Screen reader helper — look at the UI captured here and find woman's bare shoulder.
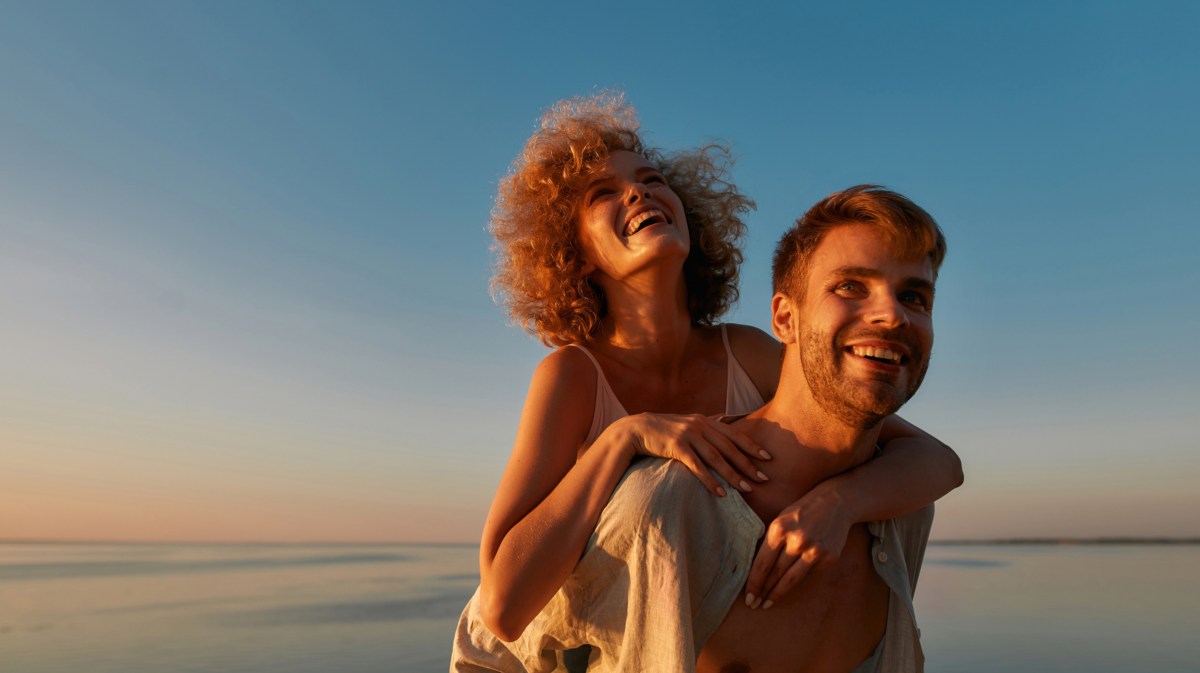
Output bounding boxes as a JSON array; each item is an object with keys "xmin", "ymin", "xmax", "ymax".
[
  {"xmin": 528, "ymin": 345, "xmax": 600, "ymax": 402},
  {"xmin": 723, "ymin": 323, "xmax": 782, "ymax": 400}
]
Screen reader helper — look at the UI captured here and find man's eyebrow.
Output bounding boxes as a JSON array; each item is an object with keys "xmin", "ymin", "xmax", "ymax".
[
  {"xmin": 832, "ymin": 266, "xmax": 883, "ymax": 279},
  {"xmin": 831, "ymin": 266, "xmax": 935, "ymax": 293},
  {"xmin": 905, "ymin": 277, "xmax": 936, "ymax": 295}
]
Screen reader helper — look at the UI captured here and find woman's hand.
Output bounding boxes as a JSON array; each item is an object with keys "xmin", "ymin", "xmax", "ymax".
[
  {"xmin": 618, "ymin": 412, "xmax": 771, "ymax": 496},
  {"xmin": 743, "ymin": 483, "xmax": 854, "ymax": 609}
]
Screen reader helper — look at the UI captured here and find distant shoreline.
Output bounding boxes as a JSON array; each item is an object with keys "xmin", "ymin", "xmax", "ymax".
[
  {"xmin": 930, "ymin": 537, "xmax": 1200, "ymax": 546},
  {"xmin": 3, "ymin": 537, "xmax": 1199, "ymax": 546}
]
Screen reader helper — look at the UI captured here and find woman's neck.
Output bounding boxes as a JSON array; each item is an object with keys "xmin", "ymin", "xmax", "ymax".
[{"xmin": 591, "ymin": 270, "xmax": 694, "ymax": 374}]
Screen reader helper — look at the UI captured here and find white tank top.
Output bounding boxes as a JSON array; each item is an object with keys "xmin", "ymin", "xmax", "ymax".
[{"xmin": 569, "ymin": 324, "xmax": 766, "ymax": 447}]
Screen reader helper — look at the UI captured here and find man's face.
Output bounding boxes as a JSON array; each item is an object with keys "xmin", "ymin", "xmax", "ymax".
[{"xmin": 777, "ymin": 223, "xmax": 936, "ymax": 429}]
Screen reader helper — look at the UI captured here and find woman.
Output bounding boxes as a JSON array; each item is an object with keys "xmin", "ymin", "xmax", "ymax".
[{"xmin": 471, "ymin": 92, "xmax": 961, "ymax": 645}]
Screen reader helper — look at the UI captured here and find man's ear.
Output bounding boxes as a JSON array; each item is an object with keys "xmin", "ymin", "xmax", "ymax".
[{"xmin": 771, "ymin": 292, "xmax": 799, "ymax": 344}]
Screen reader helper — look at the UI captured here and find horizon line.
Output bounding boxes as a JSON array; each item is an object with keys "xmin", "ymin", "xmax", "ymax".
[{"xmin": 3, "ymin": 536, "xmax": 1199, "ymax": 547}]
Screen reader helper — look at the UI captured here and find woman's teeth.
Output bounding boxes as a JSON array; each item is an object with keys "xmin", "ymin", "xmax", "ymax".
[{"xmin": 624, "ymin": 210, "xmax": 666, "ymax": 236}]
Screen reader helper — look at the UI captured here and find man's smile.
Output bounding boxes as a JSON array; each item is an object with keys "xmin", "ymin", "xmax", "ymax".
[
  {"xmin": 848, "ymin": 345, "xmax": 904, "ymax": 365},
  {"xmin": 841, "ymin": 337, "xmax": 914, "ymax": 372}
]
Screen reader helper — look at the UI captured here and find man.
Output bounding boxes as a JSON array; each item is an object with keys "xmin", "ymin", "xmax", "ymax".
[{"xmin": 454, "ymin": 185, "xmax": 950, "ymax": 673}]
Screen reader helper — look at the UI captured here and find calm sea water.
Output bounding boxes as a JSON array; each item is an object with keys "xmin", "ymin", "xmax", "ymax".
[{"xmin": 1, "ymin": 542, "xmax": 1196, "ymax": 672}]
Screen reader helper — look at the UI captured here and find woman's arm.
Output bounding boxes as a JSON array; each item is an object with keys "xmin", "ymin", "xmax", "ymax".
[
  {"xmin": 478, "ymin": 348, "xmax": 629, "ymax": 641},
  {"xmin": 743, "ymin": 419, "xmax": 963, "ymax": 609},
  {"xmin": 852, "ymin": 415, "xmax": 965, "ymax": 520},
  {"xmin": 479, "ymin": 348, "xmax": 768, "ymax": 641}
]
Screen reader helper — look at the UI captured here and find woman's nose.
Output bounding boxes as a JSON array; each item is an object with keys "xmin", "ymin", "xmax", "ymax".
[{"xmin": 624, "ymin": 184, "xmax": 651, "ymax": 206}]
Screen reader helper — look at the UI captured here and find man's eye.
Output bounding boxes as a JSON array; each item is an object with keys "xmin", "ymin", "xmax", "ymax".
[
  {"xmin": 900, "ymin": 291, "xmax": 928, "ymax": 307},
  {"xmin": 835, "ymin": 281, "xmax": 864, "ymax": 295}
]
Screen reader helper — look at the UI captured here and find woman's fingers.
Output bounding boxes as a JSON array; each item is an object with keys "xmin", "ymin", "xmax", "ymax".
[
  {"xmin": 760, "ymin": 551, "xmax": 818, "ymax": 608},
  {"xmin": 704, "ymin": 417, "xmax": 772, "ymax": 461},
  {"xmin": 671, "ymin": 442, "xmax": 727, "ymax": 497},
  {"xmin": 628, "ymin": 412, "xmax": 766, "ymax": 495},
  {"xmin": 744, "ymin": 515, "xmax": 825, "ymax": 609},
  {"xmin": 696, "ymin": 422, "xmax": 769, "ymax": 486},
  {"xmin": 743, "ymin": 531, "xmax": 781, "ymax": 609},
  {"xmin": 687, "ymin": 429, "xmax": 757, "ymax": 493}
]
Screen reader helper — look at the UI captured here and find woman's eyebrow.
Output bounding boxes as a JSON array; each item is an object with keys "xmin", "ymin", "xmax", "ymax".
[{"xmin": 584, "ymin": 174, "xmax": 616, "ymax": 189}]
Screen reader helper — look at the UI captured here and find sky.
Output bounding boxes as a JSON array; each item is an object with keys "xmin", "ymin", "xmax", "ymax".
[{"xmin": 1, "ymin": 1, "xmax": 1198, "ymax": 543}]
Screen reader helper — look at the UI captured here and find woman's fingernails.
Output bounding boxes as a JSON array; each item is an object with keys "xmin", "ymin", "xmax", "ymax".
[
  {"xmin": 757, "ymin": 471, "xmax": 768, "ymax": 481},
  {"xmin": 759, "ymin": 450, "xmax": 772, "ymax": 460},
  {"xmin": 745, "ymin": 593, "xmax": 756, "ymax": 607},
  {"xmin": 739, "ymin": 480, "xmax": 752, "ymax": 492},
  {"xmin": 762, "ymin": 599, "xmax": 774, "ymax": 610},
  {"xmin": 716, "ymin": 486, "xmax": 726, "ymax": 497}
]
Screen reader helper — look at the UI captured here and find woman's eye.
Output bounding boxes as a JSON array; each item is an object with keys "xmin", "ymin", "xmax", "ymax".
[
  {"xmin": 644, "ymin": 174, "xmax": 665, "ymax": 184},
  {"xmin": 587, "ymin": 188, "xmax": 615, "ymax": 204}
]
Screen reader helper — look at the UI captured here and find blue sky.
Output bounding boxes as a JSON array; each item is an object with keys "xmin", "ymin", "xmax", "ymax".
[{"xmin": 1, "ymin": 1, "xmax": 1197, "ymax": 542}]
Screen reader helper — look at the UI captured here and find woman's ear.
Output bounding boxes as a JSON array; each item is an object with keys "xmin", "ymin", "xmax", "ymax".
[{"xmin": 771, "ymin": 293, "xmax": 799, "ymax": 344}]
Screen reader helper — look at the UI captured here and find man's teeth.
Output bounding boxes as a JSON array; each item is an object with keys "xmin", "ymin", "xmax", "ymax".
[
  {"xmin": 850, "ymin": 346, "xmax": 902, "ymax": 364},
  {"xmin": 624, "ymin": 210, "xmax": 665, "ymax": 236}
]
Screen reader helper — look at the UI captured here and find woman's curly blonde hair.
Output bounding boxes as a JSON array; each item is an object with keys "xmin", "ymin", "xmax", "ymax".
[{"xmin": 490, "ymin": 91, "xmax": 755, "ymax": 346}]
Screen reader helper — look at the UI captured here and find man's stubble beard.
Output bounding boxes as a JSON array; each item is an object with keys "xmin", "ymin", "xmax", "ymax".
[{"xmin": 799, "ymin": 326, "xmax": 929, "ymax": 431}]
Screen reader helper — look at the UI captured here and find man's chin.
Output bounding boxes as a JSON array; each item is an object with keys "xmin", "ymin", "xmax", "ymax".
[
  {"xmin": 854, "ymin": 367, "xmax": 925, "ymax": 413},
  {"xmin": 846, "ymin": 388, "xmax": 911, "ymax": 427}
]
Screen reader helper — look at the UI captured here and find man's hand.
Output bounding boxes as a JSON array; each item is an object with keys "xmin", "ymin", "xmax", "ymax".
[{"xmin": 743, "ymin": 484, "xmax": 854, "ymax": 609}]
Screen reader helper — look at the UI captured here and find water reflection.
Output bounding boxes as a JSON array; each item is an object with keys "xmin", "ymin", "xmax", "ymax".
[
  {"xmin": 222, "ymin": 592, "xmax": 475, "ymax": 626},
  {"xmin": 3, "ymin": 542, "xmax": 1196, "ymax": 673},
  {"xmin": 0, "ymin": 552, "xmax": 415, "ymax": 580},
  {"xmin": 925, "ymin": 557, "xmax": 1009, "ymax": 568}
]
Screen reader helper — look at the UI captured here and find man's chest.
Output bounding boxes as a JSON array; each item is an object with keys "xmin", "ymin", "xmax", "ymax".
[{"xmin": 697, "ymin": 525, "xmax": 889, "ymax": 673}]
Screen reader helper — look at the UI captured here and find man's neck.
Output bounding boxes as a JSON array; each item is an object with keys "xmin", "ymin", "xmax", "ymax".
[{"xmin": 742, "ymin": 382, "xmax": 882, "ymax": 489}]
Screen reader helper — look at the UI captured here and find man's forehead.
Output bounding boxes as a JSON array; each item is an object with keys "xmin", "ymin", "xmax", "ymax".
[{"xmin": 806, "ymin": 223, "xmax": 934, "ymax": 282}]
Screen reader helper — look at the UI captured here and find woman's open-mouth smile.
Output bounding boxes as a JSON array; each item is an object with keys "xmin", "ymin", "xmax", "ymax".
[{"xmin": 623, "ymin": 208, "xmax": 672, "ymax": 237}]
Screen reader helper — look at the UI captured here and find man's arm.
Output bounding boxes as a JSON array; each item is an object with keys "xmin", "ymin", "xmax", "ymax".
[{"xmin": 743, "ymin": 419, "xmax": 961, "ymax": 609}]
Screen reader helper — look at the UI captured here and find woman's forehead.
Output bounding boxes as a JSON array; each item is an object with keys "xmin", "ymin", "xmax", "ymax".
[{"xmin": 589, "ymin": 150, "xmax": 656, "ymax": 180}]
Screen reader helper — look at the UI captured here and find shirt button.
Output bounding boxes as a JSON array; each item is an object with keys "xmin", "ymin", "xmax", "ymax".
[{"xmin": 877, "ymin": 551, "xmax": 888, "ymax": 563}]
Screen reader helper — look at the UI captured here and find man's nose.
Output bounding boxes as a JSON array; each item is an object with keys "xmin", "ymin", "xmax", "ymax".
[{"xmin": 868, "ymin": 294, "xmax": 910, "ymax": 328}]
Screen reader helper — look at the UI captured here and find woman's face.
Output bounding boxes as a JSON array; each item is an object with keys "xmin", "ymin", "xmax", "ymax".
[{"xmin": 574, "ymin": 150, "xmax": 689, "ymax": 283}]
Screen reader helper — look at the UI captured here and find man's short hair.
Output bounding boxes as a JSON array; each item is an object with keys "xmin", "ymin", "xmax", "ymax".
[{"xmin": 772, "ymin": 184, "xmax": 947, "ymax": 299}]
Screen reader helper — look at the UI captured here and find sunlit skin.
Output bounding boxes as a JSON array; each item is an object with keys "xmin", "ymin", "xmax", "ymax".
[
  {"xmin": 699, "ymin": 223, "xmax": 937, "ymax": 673},
  {"xmin": 477, "ymin": 151, "xmax": 961, "ymax": 643},
  {"xmin": 575, "ymin": 151, "xmax": 690, "ymax": 284},
  {"xmin": 479, "ymin": 151, "xmax": 783, "ymax": 639},
  {"xmin": 795, "ymin": 235, "xmax": 934, "ymax": 431}
]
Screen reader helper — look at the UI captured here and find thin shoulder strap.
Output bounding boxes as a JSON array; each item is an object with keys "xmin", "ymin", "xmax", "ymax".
[
  {"xmin": 719, "ymin": 324, "xmax": 767, "ymax": 415},
  {"xmin": 568, "ymin": 342, "xmax": 604, "ymax": 372},
  {"xmin": 567, "ymin": 343, "xmax": 628, "ymax": 447}
]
